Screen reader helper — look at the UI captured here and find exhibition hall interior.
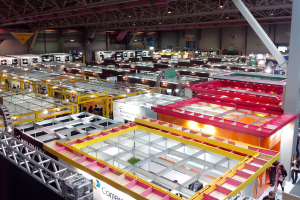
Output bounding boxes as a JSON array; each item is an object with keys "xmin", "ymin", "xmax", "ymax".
[{"xmin": 0, "ymin": 0, "xmax": 299, "ymax": 200}]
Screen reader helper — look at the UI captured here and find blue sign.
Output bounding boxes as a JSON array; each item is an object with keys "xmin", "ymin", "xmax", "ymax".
[
  {"xmin": 68, "ymin": 49, "xmax": 81, "ymax": 54},
  {"xmin": 147, "ymin": 37, "xmax": 156, "ymax": 45},
  {"xmin": 165, "ymin": 45, "xmax": 172, "ymax": 49},
  {"xmin": 133, "ymin": 47, "xmax": 142, "ymax": 50}
]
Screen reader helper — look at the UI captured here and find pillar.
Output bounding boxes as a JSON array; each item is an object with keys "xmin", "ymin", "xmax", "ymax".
[{"xmin": 281, "ymin": 1, "xmax": 300, "ymax": 180}]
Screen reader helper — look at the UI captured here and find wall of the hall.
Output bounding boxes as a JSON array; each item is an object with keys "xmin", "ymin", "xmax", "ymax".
[
  {"xmin": 158, "ymin": 23, "xmax": 290, "ymax": 55},
  {"xmin": 0, "ymin": 23, "xmax": 291, "ymax": 62},
  {"xmin": 0, "ymin": 32, "xmax": 30, "ymax": 55}
]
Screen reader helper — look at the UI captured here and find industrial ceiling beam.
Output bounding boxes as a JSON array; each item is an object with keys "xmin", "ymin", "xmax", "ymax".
[
  {"xmin": 39, "ymin": 17, "xmax": 290, "ymax": 31},
  {"xmin": 0, "ymin": 0, "xmax": 177, "ymax": 27},
  {"xmin": 0, "ymin": 0, "xmax": 292, "ymax": 31}
]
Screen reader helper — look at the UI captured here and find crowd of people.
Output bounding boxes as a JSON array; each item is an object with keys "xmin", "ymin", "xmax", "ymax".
[
  {"xmin": 263, "ymin": 153, "xmax": 300, "ymax": 199},
  {"xmin": 82, "ymin": 104, "xmax": 113, "ymax": 119}
]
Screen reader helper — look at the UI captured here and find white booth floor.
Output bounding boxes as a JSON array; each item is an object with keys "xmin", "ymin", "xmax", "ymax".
[{"xmin": 79, "ymin": 129, "xmax": 240, "ymax": 198}]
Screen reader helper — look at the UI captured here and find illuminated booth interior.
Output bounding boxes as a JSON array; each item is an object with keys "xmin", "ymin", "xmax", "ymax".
[
  {"xmin": 30, "ymin": 61, "xmax": 85, "ymax": 71},
  {"xmin": 153, "ymin": 79, "xmax": 296, "ymax": 155},
  {"xmin": 121, "ymin": 73, "xmax": 205, "ymax": 92},
  {"xmin": 65, "ymin": 65, "xmax": 136, "ymax": 80}
]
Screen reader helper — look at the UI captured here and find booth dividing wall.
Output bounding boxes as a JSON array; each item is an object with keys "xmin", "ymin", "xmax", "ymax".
[
  {"xmin": 157, "ymin": 113, "xmax": 282, "ymax": 151},
  {"xmin": 113, "ymin": 100, "xmax": 157, "ymax": 122}
]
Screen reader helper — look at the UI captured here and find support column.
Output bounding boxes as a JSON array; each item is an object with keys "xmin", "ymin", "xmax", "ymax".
[
  {"xmin": 244, "ymin": 26, "xmax": 248, "ymax": 56},
  {"xmin": 232, "ymin": 0, "xmax": 287, "ymax": 73},
  {"xmin": 43, "ymin": 30, "xmax": 47, "ymax": 53},
  {"xmin": 281, "ymin": 0, "xmax": 300, "ymax": 180},
  {"xmin": 128, "ymin": 32, "xmax": 138, "ymax": 48},
  {"xmin": 106, "ymin": 32, "xmax": 109, "ymax": 51},
  {"xmin": 29, "ymin": 29, "xmax": 39, "ymax": 53},
  {"xmin": 219, "ymin": 27, "xmax": 222, "ymax": 53}
]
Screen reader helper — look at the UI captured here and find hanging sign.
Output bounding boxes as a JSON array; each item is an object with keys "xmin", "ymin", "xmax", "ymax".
[
  {"xmin": 146, "ymin": 37, "xmax": 156, "ymax": 45},
  {"xmin": 184, "ymin": 35, "xmax": 194, "ymax": 41},
  {"xmin": 22, "ymin": 59, "xmax": 28, "ymax": 65},
  {"xmin": 1, "ymin": 60, "xmax": 6, "ymax": 65},
  {"xmin": 250, "ymin": 57, "xmax": 257, "ymax": 66},
  {"xmin": 164, "ymin": 68, "xmax": 177, "ymax": 79},
  {"xmin": 179, "ymin": 46, "xmax": 185, "ymax": 50},
  {"xmin": 227, "ymin": 46, "xmax": 235, "ymax": 51},
  {"xmin": 10, "ymin": 32, "xmax": 34, "ymax": 44}
]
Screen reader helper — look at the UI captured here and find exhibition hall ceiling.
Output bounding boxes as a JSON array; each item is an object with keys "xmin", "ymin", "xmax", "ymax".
[{"xmin": 0, "ymin": 0, "xmax": 292, "ymax": 30}]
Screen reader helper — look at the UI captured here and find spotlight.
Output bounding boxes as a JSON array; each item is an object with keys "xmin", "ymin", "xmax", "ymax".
[
  {"xmin": 167, "ymin": 8, "xmax": 172, "ymax": 14},
  {"xmin": 266, "ymin": 68, "xmax": 272, "ymax": 73},
  {"xmin": 220, "ymin": 1, "xmax": 223, "ymax": 8}
]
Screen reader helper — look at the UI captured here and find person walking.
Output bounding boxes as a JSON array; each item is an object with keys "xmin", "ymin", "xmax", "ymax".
[
  {"xmin": 92, "ymin": 108, "xmax": 99, "ymax": 115},
  {"xmin": 269, "ymin": 160, "xmax": 279, "ymax": 187},
  {"xmin": 94, "ymin": 105, "xmax": 100, "ymax": 115},
  {"xmin": 277, "ymin": 164, "xmax": 287, "ymax": 192},
  {"xmin": 88, "ymin": 105, "xmax": 93, "ymax": 113},
  {"xmin": 188, "ymin": 180, "xmax": 203, "ymax": 192},
  {"xmin": 262, "ymin": 191, "xmax": 275, "ymax": 200},
  {"xmin": 291, "ymin": 154, "xmax": 300, "ymax": 184},
  {"xmin": 173, "ymin": 180, "xmax": 182, "ymax": 197}
]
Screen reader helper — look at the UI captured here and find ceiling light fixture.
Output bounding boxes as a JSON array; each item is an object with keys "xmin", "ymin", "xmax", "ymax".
[
  {"xmin": 220, "ymin": 1, "xmax": 223, "ymax": 8},
  {"xmin": 167, "ymin": 8, "xmax": 172, "ymax": 14}
]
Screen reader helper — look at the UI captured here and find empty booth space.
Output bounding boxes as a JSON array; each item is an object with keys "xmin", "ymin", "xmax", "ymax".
[
  {"xmin": 0, "ymin": 91, "xmax": 76, "ymax": 130},
  {"xmin": 50, "ymin": 79, "xmax": 152, "ymax": 98},
  {"xmin": 14, "ymin": 112, "xmax": 123, "ymax": 145},
  {"xmin": 44, "ymin": 117, "xmax": 279, "ymax": 200},
  {"xmin": 4, "ymin": 71, "xmax": 83, "ymax": 93}
]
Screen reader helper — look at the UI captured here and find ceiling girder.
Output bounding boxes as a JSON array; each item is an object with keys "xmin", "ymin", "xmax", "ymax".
[{"xmin": 0, "ymin": 0, "xmax": 292, "ymax": 31}]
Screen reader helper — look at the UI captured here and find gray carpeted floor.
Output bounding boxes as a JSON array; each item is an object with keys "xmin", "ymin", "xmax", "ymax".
[{"xmin": 289, "ymin": 180, "xmax": 300, "ymax": 198}]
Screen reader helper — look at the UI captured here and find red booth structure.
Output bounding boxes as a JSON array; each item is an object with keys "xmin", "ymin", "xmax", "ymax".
[{"xmin": 152, "ymin": 80, "xmax": 299, "ymax": 152}]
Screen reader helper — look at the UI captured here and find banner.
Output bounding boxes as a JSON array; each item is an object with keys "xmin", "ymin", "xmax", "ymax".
[
  {"xmin": 10, "ymin": 32, "xmax": 34, "ymax": 44},
  {"xmin": 1, "ymin": 60, "xmax": 6, "ymax": 65},
  {"xmin": 113, "ymin": 101, "xmax": 145, "ymax": 121},
  {"xmin": 184, "ymin": 35, "xmax": 194, "ymax": 41},
  {"xmin": 146, "ymin": 37, "xmax": 156, "ymax": 45}
]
